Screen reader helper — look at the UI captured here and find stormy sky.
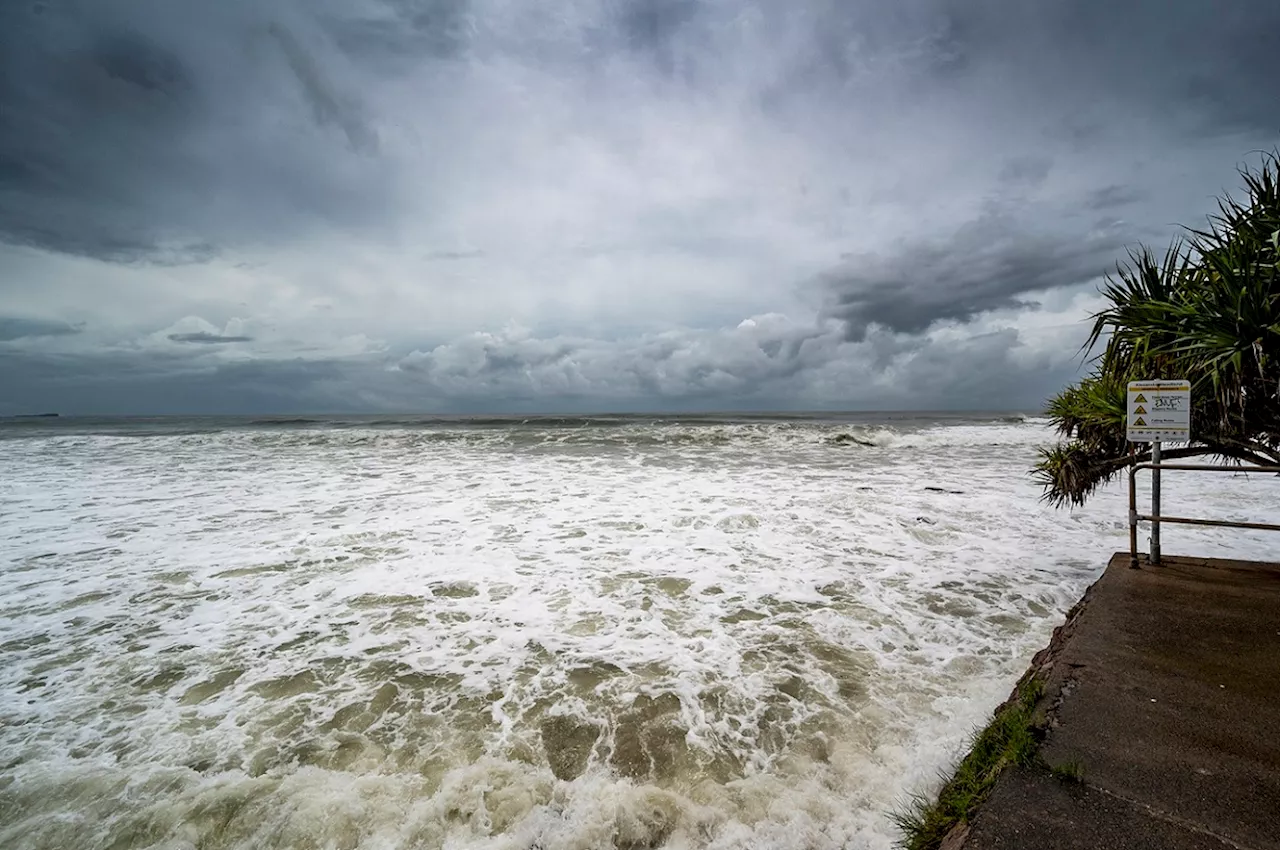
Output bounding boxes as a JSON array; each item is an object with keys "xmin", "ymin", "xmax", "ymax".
[{"xmin": 1, "ymin": 0, "xmax": 1277, "ymax": 414}]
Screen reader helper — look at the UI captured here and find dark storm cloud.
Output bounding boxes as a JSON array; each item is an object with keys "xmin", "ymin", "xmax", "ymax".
[
  {"xmin": 167, "ymin": 332, "xmax": 254, "ymax": 344},
  {"xmin": 921, "ymin": 0, "xmax": 1280, "ymax": 135},
  {"xmin": 1064, "ymin": 0, "xmax": 1279, "ymax": 137},
  {"xmin": 0, "ymin": 347, "xmax": 358, "ymax": 415},
  {"xmin": 93, "ymin": 30, "xmax": 191, "ymax": 94},
  {"xmin": 0, "ymin": 0, "xmax": 393, "ymax": 262},
  {"xmin": 326, "ymin": 0, "xmax": 471, "ymax": 69},
  {"xmin": 823, "ymin": 210, "xmax": 1128, "ymax": 340},
  {"xmin": 0, "ymin": 317, "xmax": 82, "ymax": 342},
  {"xmin": 2, "ymin": 0, "xmax": 1276, "ymax": 267},
  {"xmin": 803, "ymin": 0, "xmax": 1280, "ymax": 342},
  {"xmin": 1, "ymin": 0, "xmax": 1278, "ymax": 414}
]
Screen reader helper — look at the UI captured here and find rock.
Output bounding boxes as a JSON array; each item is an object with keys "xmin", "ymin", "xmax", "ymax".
[
  {"xmin": 830, "ymin": 433, "xmax": 877, "ymax": 447},
  {"xmin": 540, "ymin": 715, "xmax": 602, "ymax": 781},
  {"xmin": 939, "ymin": 822, "xmax": 971, "ymax": 850}
]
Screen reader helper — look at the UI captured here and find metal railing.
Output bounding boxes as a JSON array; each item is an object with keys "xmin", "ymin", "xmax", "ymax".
[{"xmin": 1128, "ymin": 455, "xmax": 1280, "ymax": 568}]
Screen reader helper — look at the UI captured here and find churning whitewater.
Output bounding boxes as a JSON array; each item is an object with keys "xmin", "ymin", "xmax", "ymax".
[{"xmin": 1, "ymin": 415, "xmax": 1275, "ymax": 850}]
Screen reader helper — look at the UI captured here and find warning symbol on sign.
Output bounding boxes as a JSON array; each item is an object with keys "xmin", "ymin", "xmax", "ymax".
[
  {"xmin": 1134, "ymin": 416, "xmax": 1148, "ymax": 426},
  {"xmin": 1134, "ymin": 405, "xmax": 1148, "ymax": 415},
  {"xmin": 1134, "ymin": 393, "xmax": 1148, "ymax": 403}
]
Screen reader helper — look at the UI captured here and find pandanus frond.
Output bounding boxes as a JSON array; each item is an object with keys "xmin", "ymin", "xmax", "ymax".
[{"xmin": 1036, "ymin": 151, "xmax": 1280, "ymax": 506}]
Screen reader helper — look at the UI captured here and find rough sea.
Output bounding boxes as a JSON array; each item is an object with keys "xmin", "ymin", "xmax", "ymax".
[{"xmin": 2, "ymin": 413, "xmax": 1276, "ymax": 850}]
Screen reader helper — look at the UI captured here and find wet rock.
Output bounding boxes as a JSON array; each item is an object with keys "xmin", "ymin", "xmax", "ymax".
[
  {"xmin": 179, "ymin": 667, "xmax": 244, "ymax": 705},
  {"xmin": 567, "ymin": 661, "xmax": 624, "ymax": 691},
  {"xmin": 540, "ymin": 715, "xmax": 601, "ymax": 780},
  {"xmin": 610, "ymin": 693, "xmax": 686, "ymax": 780},
  {"xmin": 429, "ymin": 581, "xmax": 479, "ymax": 599},
  {"xmin": 776, "ymin": 675, "xmax": 806, "ymax": 700},
  {"xmin": 829, "ymin": 433, "xmax": 877, "ymax": 447},
  {"xmin": 250, "ymin": 669, "xmax": 321, "ymax": 699},
  {"xmin": 720, "ymin": 607, "xmax": 768, "ymax": 623},
  {"xmin": 654, "ymin": 576, "xmax": 692, "ymax": 596},
  {"xmin": 640, "ymin": 721, "xmax": 690, "ymax": 781},
  {"xmin": 131, "ymin": 665, "xmax": 186, "ymax": 692},
  {"xmin": 367, "ymin": 682, "xmax": 400, "ymax": 718}
]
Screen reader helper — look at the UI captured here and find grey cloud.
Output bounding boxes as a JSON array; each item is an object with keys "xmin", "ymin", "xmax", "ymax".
[
  {"xmin": 824, "ymin": 210, "xmax": 1130, "ymax": 340},
  {"xmin": 1085, "ymin": 185, "xmax": 1146, "ymax": 211},
  {"xmin": 998, "ymin": 156, "xmax": 1053, "ymax": 188},
  {"xmin": 167, "ymin": 332, "xmax": 254, "ymax": 344},
  {"xmin": 923, "ymin": 0, "xmax": 1280, "ymax": 136},
  {"xmin": 268, "ymin": 22, "xmax": 378, "ymax": 154},
  {"xmin": 94, "ymin": 31, "xmax": 192, "ymax": 95},
  {"xmin": 328, "ymin": 0, "xmax": 471, "ymax": 69},
  {"xmin": 1, "ymin": 0, "xmax": 1278, "ymax": 414},
  {"xmin": 0, "ymin": 317, "xmax": 82, "ymax": 342},
  {"xmin": 422, "ymin": 249, "xmax": 484, "ymax": 261},
  {"xmin": 0, "ymin": 0, "xmax": 394, "ymax": 263},
  {"xmin": 0, "ymin": 346, "xmax": 358, "ymax": 415},
  {"xmin": 0, "ymin": 309, "xmax": 1094, "ymax": 415},
  {"xmin": 612, "ymin": 0, "xmax": 702, "ymax": 78},
  {"xmin": 1072, "ymin": 0, "xmax": 1280, "ymax": 137},
  {"xmin": 3, "ymin": 0, "xmax": 1277, "ymax": 267},
  {"xmin": 397, "ymin": 318, "xmax": 870, "ymax": 404}
]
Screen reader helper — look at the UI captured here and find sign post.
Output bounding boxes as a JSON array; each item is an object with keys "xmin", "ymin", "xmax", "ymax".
[
  {"xmin": 1127, "ymin": 380, "xmax": 1191, "ymax": 566},
  {"xmin": 1151, "ymin": 439, "xmax": 1161, "ymax": 564}
]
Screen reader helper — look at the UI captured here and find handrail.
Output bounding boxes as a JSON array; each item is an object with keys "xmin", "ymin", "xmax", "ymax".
[{"xmin": 1128, "ymin": 460, "xmax": 1280, "ymax": 568}]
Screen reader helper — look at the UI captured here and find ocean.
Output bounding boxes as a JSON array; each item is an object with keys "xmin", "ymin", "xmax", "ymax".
[{"xmin": 1, "ymin": 413, "xmax": 1275, "ymax": 850}]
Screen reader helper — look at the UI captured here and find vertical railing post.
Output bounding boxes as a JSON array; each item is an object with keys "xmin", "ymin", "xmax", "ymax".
[
  {"xmin": 1129, "ymin": 460, "xmax": 1139, "ymax": 568},
  {"xmin": 1151, "ymin": 441, "xmax": 1162, "ymax": 565}
]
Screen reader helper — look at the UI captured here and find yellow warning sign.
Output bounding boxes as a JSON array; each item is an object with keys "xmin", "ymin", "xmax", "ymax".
[{"xmin": 1127, "ymin": 380, "xmax": 1191, "ymax": 442}]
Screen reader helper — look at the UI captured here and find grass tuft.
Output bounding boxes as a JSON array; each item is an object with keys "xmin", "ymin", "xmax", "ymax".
[
  {"xmin": 1050, "ymin": 760, "xmax": 1085, "ymax": 784},
  {"xmin": 891, "ymin": 678, "xmax": 1045, "ymax": 850}
]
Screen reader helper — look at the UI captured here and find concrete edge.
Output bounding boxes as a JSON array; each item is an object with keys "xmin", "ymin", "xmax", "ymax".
[{"xmin": 937, "ymin": 551, "xmax": 1280, "ymax": 850}]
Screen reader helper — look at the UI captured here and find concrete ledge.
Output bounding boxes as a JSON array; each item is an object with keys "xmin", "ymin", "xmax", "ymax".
[{"xmin": 957, "ymin": 553, "xmax": 1280, "ymax": 850}]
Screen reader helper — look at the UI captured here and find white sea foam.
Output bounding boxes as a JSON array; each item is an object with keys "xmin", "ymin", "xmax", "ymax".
[{"xmin": 1, "ymin": 418, "xmax": 1275, "ymax": 849}]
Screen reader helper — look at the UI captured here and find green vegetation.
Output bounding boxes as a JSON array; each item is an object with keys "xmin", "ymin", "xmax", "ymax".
[
  {"xmin": 1050, "ymin": 760, "xmax": 1085, "ymax": 784},
  {"xmin": 892, "ymin": 678, "xmax": 1045, "ymax": 850},
  {"xmin": 1035, "ymin": 152, "xmax": 1280, "ymax": 507}
]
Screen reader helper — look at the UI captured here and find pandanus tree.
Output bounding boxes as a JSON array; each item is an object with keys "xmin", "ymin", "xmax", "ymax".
[{"xmin": 1035, "ymin": 152, "xmax": 1280, "ymax": 507}]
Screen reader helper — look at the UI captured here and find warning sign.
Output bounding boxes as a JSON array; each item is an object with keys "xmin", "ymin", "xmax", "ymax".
[{"xmin": 1127, "ymin": 380, "xmax": 1191, "ymax": 443}]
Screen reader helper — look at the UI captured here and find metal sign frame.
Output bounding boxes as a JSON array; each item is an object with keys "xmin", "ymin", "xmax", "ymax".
[{"xmin": 1127, "ymin": 380, "xmax": 1190, "ymax": 443}]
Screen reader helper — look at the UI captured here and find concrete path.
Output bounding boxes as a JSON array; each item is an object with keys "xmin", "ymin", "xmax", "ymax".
[{"xmin": 960, "ymin": 554, "xmax": 1280, "ymax": 850}]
